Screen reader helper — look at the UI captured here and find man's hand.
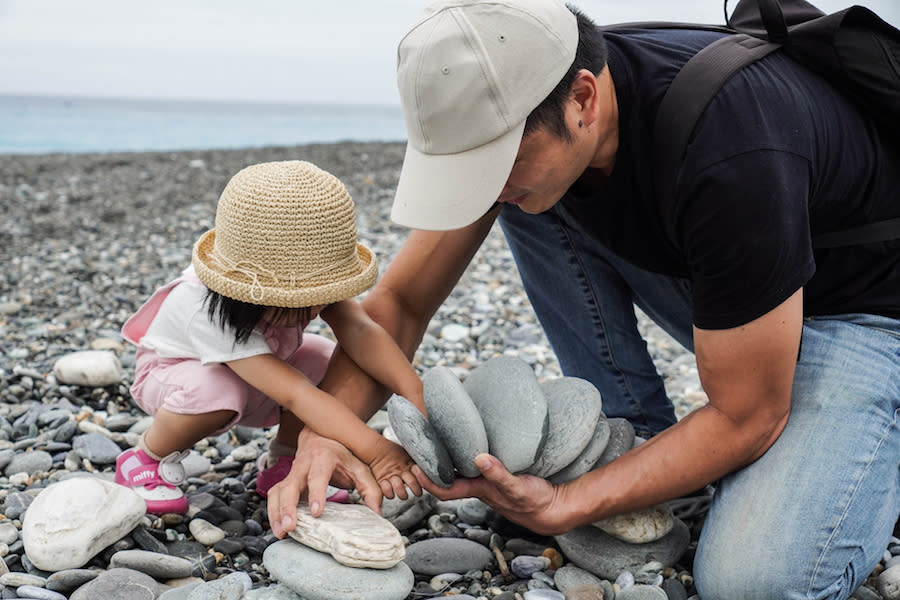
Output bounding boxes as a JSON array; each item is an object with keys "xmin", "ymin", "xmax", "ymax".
[
  {"xmin": 266, "ymin": 428, "xmax": 383, "ymax": 539},
  {"xmin": 367, "ymin": 436, "xmax": 424, "ymax": 500},
  {"xmin": 413, "ymin": 453, "xmax": 572, "ymax": 536}
]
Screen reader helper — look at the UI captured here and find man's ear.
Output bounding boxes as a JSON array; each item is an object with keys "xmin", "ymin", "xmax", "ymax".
[{"xmin": 570, "ymin": 67, "xmax": 604, "ymax": 128}]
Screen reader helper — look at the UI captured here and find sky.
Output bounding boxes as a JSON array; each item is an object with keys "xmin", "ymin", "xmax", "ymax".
[{"xmin": 0, "ymin": 0, "xmax": 897, "ymax": 107}]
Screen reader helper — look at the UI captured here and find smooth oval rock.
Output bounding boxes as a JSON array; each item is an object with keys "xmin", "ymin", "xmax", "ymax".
[
  {"xmin": 23, "ymin": 477, "xmax": 146, "ymax": 571},
  {"xmin": 528, "ymin": 377, "xmax": 603, "ymax": 478},
  {"xmin": 387, "ymin": 395, "xmax": 455, "ymax": 487},
  {"xmin": 5, "ymin": 450, "xmax": 53, "ymax": 477},
  {"xmin": 878, "ymin": 564, "xmax": 900, "ymax": 600},
  {"xmin": 52, "ymin": 350, "xmax": 123, "ymax": 387},
  {"xmin": 72, "ymin": 432, "xmax": 123, "ymax": 465},
  {"xmin": 423, "ymin": 366, "xmax": 489, "ymax": 478},
  {"xmin": 592, "ymin": 505, "xmax": 675, "ymax": 544},
  {"xmin": 549, "ymin": 413, "xmax": 611, "ymax": 485},
  {"xmin": 463, "ymin": 356, "xmax": 548, "ymax": 473},
  {"xmin": 287, "ymin": 501, "xmax": 405, "ymax": 568},
  {"xmin": 554, "ymin": 564, "xmax": 605, "ymax": 594},
  {"xmin": 264, "ymin": 539, "xmax": 413, "ymax": 600},
  {"xmin": 594, "ymin": 418, "xmax": 635, "ymax": 466},
  {"xmin": 69, "ymin": 568, "xmax": 164, "ymax": 600},
  {"xmin": 616, "ymin": 584, "xmax": 668, "ymax": 600},
  {"xmin": 403, "ymin": 538, "xmax": 493, "ymax": 576},
  {"xmin": 109, "ymin": 549, "xmax": 194, "ymax": 579},
  {"xmin": 555, "ymin": 519, "xmax": 690, "ymax": 581},
  {"xmin": 189, "ymin": 518, "xmax": 225, "ymax": 546}
]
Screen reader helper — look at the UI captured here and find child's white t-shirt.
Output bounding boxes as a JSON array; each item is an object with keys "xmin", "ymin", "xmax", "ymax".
[{"xmin": 140, "ymin": 279, "xmax": 273, "ymax": 365}]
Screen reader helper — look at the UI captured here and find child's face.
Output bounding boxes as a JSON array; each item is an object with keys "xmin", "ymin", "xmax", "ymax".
[{"xmin": 263, "ymin": 305, "xmax": 325, "ymax": 327}]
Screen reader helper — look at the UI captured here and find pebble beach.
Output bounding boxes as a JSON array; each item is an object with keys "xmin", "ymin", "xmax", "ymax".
[{"xmin": 0, "ymin": 143, "xmax": 894, "ymax": 599}]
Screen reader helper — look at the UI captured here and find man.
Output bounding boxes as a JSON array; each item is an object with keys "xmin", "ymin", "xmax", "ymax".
[{"xmin": 268, "ymin": 0, "xmax": 900, "ymax": 597}]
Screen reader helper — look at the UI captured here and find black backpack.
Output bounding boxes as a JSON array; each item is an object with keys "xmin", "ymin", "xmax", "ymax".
[{"xmin": 634, "ymin": 0, "xmax": 900, "ymax": 248}]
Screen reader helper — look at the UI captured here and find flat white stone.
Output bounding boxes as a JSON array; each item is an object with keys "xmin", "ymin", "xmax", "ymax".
[
  {"xmin": 23, "ymin": 476, "xmax": 146, "ymax": 571},
  {"xmin": 52, "ymin": 351, "xmax": 123, "ymax": 387},
  {"xmin": 592, "ymin": 505, "xmax": 675, "ymax": 544},
  {"xmin": 288, "ymin": 501, "xmax": 405, "ymax": 569}
]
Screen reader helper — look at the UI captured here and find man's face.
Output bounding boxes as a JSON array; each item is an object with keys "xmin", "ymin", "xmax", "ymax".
[{"xmin": 496, "ymin": 124, "xmax": 589, "ymax": 215}]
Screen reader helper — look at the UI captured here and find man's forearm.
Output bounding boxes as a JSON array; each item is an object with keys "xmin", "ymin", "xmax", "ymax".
[{"xmin": 556, "ymin": 400, "xmax": 789, "ymax": 530}]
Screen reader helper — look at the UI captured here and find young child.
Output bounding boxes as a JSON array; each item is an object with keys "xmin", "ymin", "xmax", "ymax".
[{"xmin": 116, "ymin": 160, "xmax": 425, "ymax": 514}]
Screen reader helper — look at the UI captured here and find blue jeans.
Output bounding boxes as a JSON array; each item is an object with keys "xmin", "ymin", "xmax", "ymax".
[{"xmin": 499, "ymin": 204, "xmax": 900, "ymax": 599}]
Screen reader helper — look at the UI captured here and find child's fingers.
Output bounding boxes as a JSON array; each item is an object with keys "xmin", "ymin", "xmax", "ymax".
[
  {"xmin": 379, "ymin": 479, "xmax": 395, "ymax": 499},
  {"xmin": 401, "ymin": 470, "xmax": 423, "ymax": 497}
]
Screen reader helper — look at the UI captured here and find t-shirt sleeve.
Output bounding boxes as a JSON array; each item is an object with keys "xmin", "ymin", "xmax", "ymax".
[{"xmin": 675, "ymin": 149, "xmax": 816, "ymax": 329}]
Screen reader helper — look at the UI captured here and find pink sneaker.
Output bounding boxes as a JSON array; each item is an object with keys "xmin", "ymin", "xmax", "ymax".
[
  {"xmin": 255, "ymin": 452, "xmax": 350, "ymax": 503},
  {"xmin": 115, "ymin": 448, "xmax": 190, "ymax": 515}
]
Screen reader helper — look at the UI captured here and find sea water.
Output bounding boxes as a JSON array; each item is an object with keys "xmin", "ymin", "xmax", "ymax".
[{"xmin": 0, "ymin": 95, "xmax": 407, "ymax": 155}]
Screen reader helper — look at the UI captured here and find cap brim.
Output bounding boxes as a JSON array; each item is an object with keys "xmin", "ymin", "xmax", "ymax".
[{"xmin": 391, "ymin": 120, "xmax": 526, "ymax": 231}]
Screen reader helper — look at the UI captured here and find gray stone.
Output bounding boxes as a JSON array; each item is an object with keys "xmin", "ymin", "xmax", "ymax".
[
  {"xmin": 387, "ymin": 395, "xmax": 455, "ymax": 487},
  {"xmin": 69, "ymin": 568, "xmax": 164, "ymax": 600},
  {"xmin": 878, "ymin": 564, "xmax": 900, "ymax": 600},
  {"xmin": 264, "ymin": 539, "xmax": 414, "ymax": 600},
  {"xmin": 4, "ymin": 490, "xmax": 34, "ymax": 519},
  {"xmin": 463, "ymin": 356, "xmax": 548, "ymax": 473},
  {"xmin": 553, "ymin": 564, "xmax": 604, "ymax": 593},
  {"xmin": 555, "ymin": 519, "xmax": 691, "ymax": 581},
  {"xmin": 52, "ymin": 350, "xmax": 123, "ymax": 387},
  {"xmin": 158, "ymin": 583, "xmax": 202, "ymax": 600},
  {"xmin": 522, "ymin": 590, "xmax": 564, "ymax": 600},
  {"xmin": 595, "ymin": 418, "xmax": 636, "ymax": 466},
  {"xmin": 244, "ymin": 583, "xmax": 304, "ymax": 599},
  {"xmin": 528, "ymin": 377, "xmax": 603, "ymax": 478},
  {"xmin": 423, "ymin": 366, "xmax": 489, "ymax": 478},
  {"xmin": 5, "ymin": 450, "xmax": 53, "ymax": 476},
  {"xmin": 244, "ymin": 583, "xmax": 303, "ymax": 600},
  {"xmin": 381, "ymin": 492, "xmax": 436, "ymax": 532},
  {"xmin": 403, "ymin": 538, "xmax": 493, "ymax": 576},
  {"xmin": 456, "ymin": 498, "xmax": 491, "ymax": 526},
  {"xmin": 0, "ymin": 573, "xmax": 46, "ymax": 587},
  {"xmin": 510, "ymin": 555, "xmax": 551, "ymax": 578},
  {"xmin": 287, "ymin": 501, "xmax": 405, "ymax": 568},
  {"xmin": 0, "ymin": 522, "xmax": 18, "ymax": 545},
  {"xmin": 15, "ymin": 586, "xmax": 67, "ymax": 600},
  {"xmin": 45, "ymin": 569, "xmax": 99, "ymax": 594},
  {"xmin": 187, "ymin": 572, "xmax": 251, "ymax": 600},
  {"xmin": 72, "ymin": 432, "xmax": 123, "ymax": 465},
  {"xmin": 109, "ymin": 549, "xmax": 194, "ymax": 579},
  {"xmin": 616, "ymin": 584, "xmax": 668, "ymax": 600},
  {"xmin": 23, "ymin": 477, "xmax": 146, "ymax": 570},
  {"xmin": 549, "ymin": 413, "xmax": 611, "ymax": 485}
]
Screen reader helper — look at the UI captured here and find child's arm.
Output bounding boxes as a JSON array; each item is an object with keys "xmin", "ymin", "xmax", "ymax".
[
  {"xmin": 226, "ymin": 353, "xmax": 420, "ymax": 501},
  {"xmin": 321, "ymin": 299, "xmax": 426, "ymax": 415}
]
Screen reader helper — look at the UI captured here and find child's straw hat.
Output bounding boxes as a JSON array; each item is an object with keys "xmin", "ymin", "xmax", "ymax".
[{"xmin": 192, "ymin": 160, "xmax": 377, "ymax": 307}]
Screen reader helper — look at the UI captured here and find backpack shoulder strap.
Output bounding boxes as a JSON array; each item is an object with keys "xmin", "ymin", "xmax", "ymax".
[{"xmin": 653, "ymin": 33, "xmax": 780, "ymax": 211}]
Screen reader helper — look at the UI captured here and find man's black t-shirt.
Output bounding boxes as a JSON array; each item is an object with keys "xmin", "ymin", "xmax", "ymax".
[{"xmin": 562, "ymin": 27, "xmax": 900, "ymax": 330}]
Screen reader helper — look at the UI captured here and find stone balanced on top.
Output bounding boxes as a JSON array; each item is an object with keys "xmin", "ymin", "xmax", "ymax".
[{"xmin": 388, "ymin": 354, "xmax": 690, "ymax": 579}]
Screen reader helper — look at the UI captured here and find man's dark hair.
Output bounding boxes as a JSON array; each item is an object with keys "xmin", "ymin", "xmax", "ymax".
[
  {"xmin": 524, "ymin": 6, "xmax": 608, "ymax": 142},
  {"xmin": 205, "ymin": 290, "xmax": 311, "ymax": 344}
]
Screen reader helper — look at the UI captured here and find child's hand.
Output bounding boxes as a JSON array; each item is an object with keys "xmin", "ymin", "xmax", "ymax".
[{"xmin": 367, "ymin": 436, "xmax": 424, "ymax": 501}]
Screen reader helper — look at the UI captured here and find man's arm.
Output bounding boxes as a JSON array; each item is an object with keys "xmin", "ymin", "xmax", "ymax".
[
  {"xmin": 267, "ymin": 207, "xmax": 500, "ymax": 534},
  {"xmin": 416, "ymin": 288, "xmax": 803, "ymax": 535}
]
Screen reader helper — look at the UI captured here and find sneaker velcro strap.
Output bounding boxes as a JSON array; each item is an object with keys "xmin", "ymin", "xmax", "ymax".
[
  {"xmin": 158, "ymin": 451, "xmax": 187, "ymax": 485},
  {"xmin": 127, "ymin": 464, "xmax": 173, "ymax": 490}
]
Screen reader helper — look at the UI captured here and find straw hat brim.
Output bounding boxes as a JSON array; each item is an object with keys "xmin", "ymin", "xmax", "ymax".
[{"xmin": 191, "ymin": 229, "xmax": 378, "ymax": 308}]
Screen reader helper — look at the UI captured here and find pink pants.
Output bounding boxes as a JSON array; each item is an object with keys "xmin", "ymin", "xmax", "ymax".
[{"xmin": 130, "ymin": 334, "xmax": 335, "ymax": 434}]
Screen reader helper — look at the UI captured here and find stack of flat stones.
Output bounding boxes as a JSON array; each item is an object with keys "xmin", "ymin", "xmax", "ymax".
[{"xmin": 388, "ymin": 355, "xmax": 691, "ymax": 582}]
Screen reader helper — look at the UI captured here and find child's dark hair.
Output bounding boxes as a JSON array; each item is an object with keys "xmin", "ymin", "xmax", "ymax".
[{"xmin": 206, "ymin": 290, "xmax": 312, "ymax": 344}]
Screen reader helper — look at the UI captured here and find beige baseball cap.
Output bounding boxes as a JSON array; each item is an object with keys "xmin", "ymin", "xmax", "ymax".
[{"xmin": 391, "ymin": 0, "xmax": 578, "ymax": 231}]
